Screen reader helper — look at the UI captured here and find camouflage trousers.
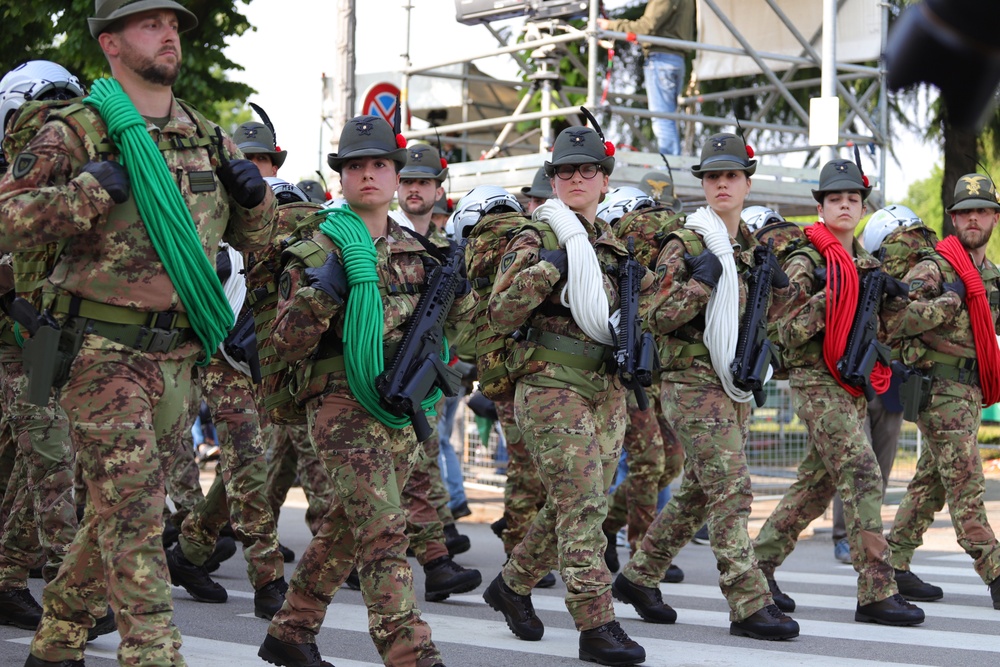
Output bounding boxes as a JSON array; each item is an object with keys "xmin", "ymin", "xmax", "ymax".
[
  {"xmin": 31, "ymin": 338, "xmax": 196, "ymax": 666},
  {"xmin": 0, "ymin": 351, "xmax": 76, "ymax": 587},
  {"xmin": 623, "ymin": 372, "xmax": 770, "ymax": 622},
  {"xmin": 888, "ymin": 378, "xmax": 1000, "ymax": 584},
  {"xmin": 163, "ymin": 383, "xmax": 205, "ymax": 527},
  {"xmin": 0, "ymin": 438, "xmax": 42, "ymax": 577},
  {"xmin": 268, "ymin": 392, "xmax": 440, "ymax": 667},
  {"xmin": 177, "ymin": 356, "xmax": 283, "ymax": 590},
  {"xmin": 754, "ymin": 369, "xmax": 896, "ymax": 605},
  {"xmin": 603, "ymin": 390, "xmax": 684, "ymax": 553},
  {"xmin": 264, "ymin": 421, "xmax": 335, "ymax": 535},
  {"xmin": 502, "ymin": 377, "xmax": 625, "ymax": 631},
  {"xmin": 402, "ymin": 406, "xmax": 453, "ymax": 565},
  {"xmin": 495, "ymin": 399, "xmax": 545, "ymax": 555}
]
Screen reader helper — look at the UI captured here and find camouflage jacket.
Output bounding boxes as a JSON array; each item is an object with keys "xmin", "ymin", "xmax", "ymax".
[
  {"xmin": 488, "ymin": 214, "xmax": 652, "ymax": 386},
  {"xmin": 772, "ymin": 237, "xmax": 881, "ymax": 370},
  {"xmin": 884, "ymin": 251, "xmax": 1000, "ymax": 368},
  {"xmin": 0, "ymin": 96, "xmax": 276, "ymax": 313},
  {"xmin": 647, "ymin": 221, "xmax": 760, "ymax": 378},
  {"xmin": 272, "ymin": 217, "xmax": 474, "ymax": 398},
  {"xmin": 246, "ymin": 201, "xmax": 324, "ymax": 294}
]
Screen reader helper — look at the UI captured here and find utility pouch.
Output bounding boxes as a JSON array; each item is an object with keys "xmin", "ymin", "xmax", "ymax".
[
  {"xmin": 22, "ymin": 324, "xmax": 61, "ymax": 407},
  {"xmin": 898, "ymin": 364, "xmax": 931, "ymax": 422}
]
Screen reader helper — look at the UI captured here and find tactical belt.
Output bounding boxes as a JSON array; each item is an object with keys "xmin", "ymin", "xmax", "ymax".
[
  {"xmin": 63, "ymin": 316, "xmax": 197, "ymax": 354},
  {"xmin": 678, "ymin": 342, "xmax": 709, "ymax": 359},
  {"xmin": 525, "ymin": 327, "xmax": 610, "ymax": 372},
  {"xmin": 926, "ymin": 349, "xmax": 979, "ymax": 386},
  {"xmin": 309, "ymin": 341, "xmax": 400, "ymax": 378},
  {"xmin": 53, "ymin": 294, "xmax": 191, "ymax": 329}
]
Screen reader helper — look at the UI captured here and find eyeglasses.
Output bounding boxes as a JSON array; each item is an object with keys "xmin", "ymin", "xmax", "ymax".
[{"xmin": 553, "ymin": 163, "xmax": 602, "ymax": 180}]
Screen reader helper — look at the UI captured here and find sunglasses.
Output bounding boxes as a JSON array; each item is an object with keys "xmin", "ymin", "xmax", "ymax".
[{"xmin": 553, "ymin": 163, "xmax": 603, "ymax": 180}]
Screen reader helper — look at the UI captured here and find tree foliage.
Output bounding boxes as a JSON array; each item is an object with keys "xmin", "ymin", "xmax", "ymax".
[{"xmin": 0, "ymin": 0, "xmax": 257, "ymax": 123}]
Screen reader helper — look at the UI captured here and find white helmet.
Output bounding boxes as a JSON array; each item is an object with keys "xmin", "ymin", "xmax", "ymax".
[
  {"xmin": 597, "ymin": 186, "xmax": 655, "ymax": 226},
  {"xmin": 324, "ymin": 197, "xmax": 348, "ymax": 210},
  {"xmin": 447, "ymin": 185, "xmax": 523, "ymax": 239},
  {"xmin": 742, "ymin": 205, "xmax": 785, "ymax": 233},
  {"xmin": 264, "ymin": 177, "xmax": 308, "ymax": 205},
  {"xmin": 862, "ymin": 204, "xmax": 922, "ymax": 253},
  {"xmin": 0, "ymin": 61, "xmax": 85, "ymax": 142}
]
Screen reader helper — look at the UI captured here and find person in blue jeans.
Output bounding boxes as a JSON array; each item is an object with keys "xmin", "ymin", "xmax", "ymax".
[
  {"xmin": 599, "ymin": 0, "xmax": 696, "ymax": 156},
  {"xmin": 438, "ymin": 390, "xmax": 469, "ymax": 515}
]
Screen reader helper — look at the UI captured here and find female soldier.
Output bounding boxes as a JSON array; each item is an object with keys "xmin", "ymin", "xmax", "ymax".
[
  {"xmin": 481, "ymin": 120, "xmax": 646, "ymax": 667},
  {"xmin": 259, "ymin": 115, "xmax": 469, "ymax": 667},
  {"xmin": 612, "ymin": 133, "xmax": 799, "ymax": 641}
]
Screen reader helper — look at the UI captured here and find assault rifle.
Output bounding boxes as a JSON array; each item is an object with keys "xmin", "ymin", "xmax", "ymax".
[
  {"xmin": 376, "ymin": 239, "xmax": 467, "ymax": 441},
  {"xmin": 731, "ymin": 240, "xmax": 778, "ymax": 407},
  {"xmin": 837, "ymin": 248, "xmax": 892, "ymax": 401},
  {"xmin": 610, "ymin": 237, "xmax": 657, "ymax": 410}
]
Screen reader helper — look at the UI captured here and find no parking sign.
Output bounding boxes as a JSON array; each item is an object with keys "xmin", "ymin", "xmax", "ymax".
[{"xmin": 361, "ymin": 82, "xmax": 411, "ymax": 127}]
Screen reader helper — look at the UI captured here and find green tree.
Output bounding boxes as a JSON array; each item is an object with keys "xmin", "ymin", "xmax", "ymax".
[{"xmin": 1, "ymin": 1, "xmax": 257, "ymax": 122}]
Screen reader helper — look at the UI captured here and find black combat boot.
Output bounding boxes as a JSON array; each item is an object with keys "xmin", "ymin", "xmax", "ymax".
[
  {"xmin": 661, "ymin": 564, "xmax": 684, "ymax": 584},
  {"xmin": 443, "ymin": 523, "xmax": 471, "ymax": 556},
  {"xmin": 483, "ymin": 573, "xmax": 544, "ymax": 640},
  {"xmin": 87, "ymin": 607, "xmax": 116, "ymax": 642},
  {"xmin": 578, "ymin": 620, "xmax": 646, "ymax": 665},
  {"xmin": 894, "ymin": 569, "xmax": 943, "ymax": 602},
  {"xmin": 24, "ymin": 655, "xmax": 85, "ymax": 666},
  {"xmin": 855, "ymin": 593, "xmax": 924, "ymax": 626},
  {"xmin": 278, "ymin": 543, "xmax": 296, "ymax": 563},
  {"xmin": 490, "ymin": 517, "xmax": 507, "ymax": 540},
  {"xmin": 203, "ymin": 535, "xmax": 237, "ymax": 573},
  {"xmin": 612, "ymin": 573, "xmax": 677, "ymax": 624},
  {"xmin": 990, "ymin": 576, "xmax": 1000, "ymax": 609},
  {"xmin": 258, "ymin": 634, "xmax": 333, "ymax": 667},
  {"xmin": 603, "ymin": 531, "xmax": 620, "ymax": 573},
  {"xmin": 766, "ymin": 577, "xmax": 795, "ymax": 612},
  {"xmin": 0, "ymin": 587, "xmax": 42, "ymax": 630},
  {"xmin": 424, "ymin": 555, "xmax": 482, "ymax": 602},
  {"xmin": 535, "ymin": 572, "xmax": 557, "ymax": 589},
  {"xmin": 165, "ymin": 544, "xmax": 227, "ymax": 603},
  {"xmin": 255, "ymin": 577, "xmax": 289, "ymax": 620},
  {"xmin": 342, "ymin": 568, "xmax": 361, "ymax": 591},
  {"xmin": 730, "ymin": 604, "xmax": 799, "ymax": 640}
]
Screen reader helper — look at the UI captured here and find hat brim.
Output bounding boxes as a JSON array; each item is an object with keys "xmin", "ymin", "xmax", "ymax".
[
  {"xmin": 543, "ymin": 155, "xmax": 615, "ymax": 177},
  {"xmin": 521, "ymin": 186, "xmax": 553, "ymax": 199},
  {"xmin": 240, "ymin": 144, "xmax": 287, "ymax": 169},
  {"xmin": 89, "ymin": 1, "xmax": 198, "ymax": 39},
  {"xmin": 327, "ymin": 147, "xmax": 407, "ymax": 173},
  {"xmin": 399, "ymin": 166, "xmax": 448, "ymax": 181},
  {"xmin": 691, "ymin": 157, "xmax": 757, "ymax": 178},
  {"xmin": 811, "ymin": 178, "xmax": 872, "ymax": 203},
  {"xmin": 947, "ymin": 198, "xmax": 1000, "ymax": 212}
]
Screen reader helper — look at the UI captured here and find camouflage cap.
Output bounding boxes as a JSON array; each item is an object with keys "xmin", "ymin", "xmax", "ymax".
[
  {"xmin": 521, "ymin": 166, "xmax": 554, "ymax": 199},
  {"xmin": 638, "ymin": 169, "xmax": 683, "ymax": 212},
  {"xmin": 947, "ymin": 173, "xmax": 1000, "ymax": 212},
  {"xmin": 233, "ymin": 121, "xmax": 287, "ymax": 169},
  {"xmin": 432, "ymin": 192, "xmax": 452, "ymax": 216},
  {"xmin": 89, "ymin": 0, "xmax": 198, "ymax": 39},
  {"xmin": 296, "ymin": 179, "xmax": 327, "ymax": 204},
  {"xmin": 811, "ymin": 158, "xmax": 871, "ymax": 202},
  {"xmin": 399, "ymin": 143, "xmax": 448, "ymax": 181},
  {"xmin": 691, "ymin": 133, "xmax": 756, "ymax": 178},
  {"xmin": 327, "ymin": 115, "xmax": 407, "ymax": 173},
  {"xmin": 544, "ymin": 126, "xmax": 615, "ymax": 177}
]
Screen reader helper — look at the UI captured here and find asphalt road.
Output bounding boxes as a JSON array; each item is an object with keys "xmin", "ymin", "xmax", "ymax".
[{"xmin": 1, "ymin": 497, "xmax": 998, "ymax": 666}]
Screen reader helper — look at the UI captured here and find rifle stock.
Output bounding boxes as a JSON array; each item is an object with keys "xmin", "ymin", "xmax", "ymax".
[
  {"xmin": 612, "ymin": 237, "xmax": 655, "ymax": 411},
  {"xmin": 731, "ymin": 240, "xmax": 777, "ymax": 407},
  {"xmin": 837, "ymin": 248, "xmax": 891, "ymax": 398}
]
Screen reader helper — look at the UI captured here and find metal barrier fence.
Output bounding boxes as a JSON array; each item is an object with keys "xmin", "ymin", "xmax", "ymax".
[{"xmin": 454, "ymin": 381, "xmax": 923, "ymax": 498}]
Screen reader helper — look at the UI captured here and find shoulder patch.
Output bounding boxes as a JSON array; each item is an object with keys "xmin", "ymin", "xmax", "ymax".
[
  {"xmin": 11, "ymin": 153, "xmax": 36, "ymax": 179},
  {"xmin": 908, "ymin": 279, "xmax": 923, "ymax": 292},
  {"xmin": 279, "ymin": 272, "xmax": 292, "ymax": 299},
  {"xmin": 656, "ymin": 264, "xmax": 667, "ymax": 282},
  {"xmin": 500, "ymin": 252, "xmax": 516, "ymax": 274}
]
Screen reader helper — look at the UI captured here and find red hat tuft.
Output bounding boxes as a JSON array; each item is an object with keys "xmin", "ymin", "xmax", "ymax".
[
  {"xmin": 745, "ymin": 144, "xmax": 754, "ymax": 159},
  {"xmin": 395, "ymin": 134, "xmax": 406, "ymax": 149},
  {"xmin": 605, "ymin": 141, "xmax": 615, "ymax": 157},
  {"xmin": 862, "ymin": 175, "xmax": 870, "ymax": 188},
  {"xmin": 440, "ymin": 158, "xmax": 448, "ymax": 169}
]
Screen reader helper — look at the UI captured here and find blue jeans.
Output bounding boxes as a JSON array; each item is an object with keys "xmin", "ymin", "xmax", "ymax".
[
  {"xmin": 644, "ymin": 51, "xmax": 685, "ymax": 156},
  {"xmin": 437, "ymin": 393, "xmax": 467, "ymax": 508},
  {"xmin": 609, "ymin": 449, "xmax": 672, "ymax": 509}
]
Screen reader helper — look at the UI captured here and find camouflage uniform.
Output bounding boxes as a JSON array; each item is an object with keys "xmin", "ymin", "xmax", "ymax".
[
  {"xmin": 622, "ymin": 223, "xmax": 773, "ymax": 622},
  {"xmin": 752, "ymin": 240, "xmax": 898, "ymax": 605},
  {"xmin": 0, "ymin": 331, "xmax": 76, "ymax": 586},
  {"xmin": 884, "ymin": 253, "xmax": 1000, "ymax": 583},
  {"xmin": 263, "ymin": 422, "xmax": 334, "ymax": 535},
  {"xmin": 495, "ymin": 399, "xmax": 545, "ymax": 554},
  {"xmin": 603, "ymin": 390, "xmax": 684, "ymax": 552},
  {"xmin": 177, "ymin": 354, "xmax": 283, "ymax": 590},
  {"xmin": 491, "ymin": 216, "xmax": 643, "ymax": 630},
  {"xmin": 267, "ymin": 218, "xmax": 471, "ymax": 666},
  {"xmin": 0, "ymin": 97, "xmax": 276, "ymax": 665}
]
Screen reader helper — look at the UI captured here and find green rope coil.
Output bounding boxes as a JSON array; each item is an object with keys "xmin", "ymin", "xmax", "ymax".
[
  {"xmin": 319, "ymin": 207, "xmax": 441, "ymax": 429},
  {"xmin": 84, "ymin": 78, "xmax": 234, "ymax": 365}
]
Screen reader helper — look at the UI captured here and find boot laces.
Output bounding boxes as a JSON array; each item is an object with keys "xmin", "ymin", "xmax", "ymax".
[{"xmin": 605, "ymin": 620, "xmax": 630, "ymax": 643}]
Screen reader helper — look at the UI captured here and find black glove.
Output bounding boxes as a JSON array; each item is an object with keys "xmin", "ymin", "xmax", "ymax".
[
  {"xmin": 813, "ymin": 266, "xmax": 827, "ymax": 289},
  {"xmin": 684, "ymin": 251, "xmax": 723, "ymax": 289},
  {"xmin": 884, "ymin": 276, "xmax": 909, "ymax": 299},
  {"xmin": 218, "ymin": 158, "xmax": 267, "ymax": 209},
  {"xmin": 80, "ymin": 160, "xmax": 130, "ymax": 204},
  {"xmin": 768, "ymin": 255, "xmax": 789, "ymax": 289},
  {"xmin": 943, "ymin": 279, "xmax": 966, "ymax": 301},
  {"xmin": 454, "ymin": 278, "xmax": 471, "ymax": 298},
  {"xmin": 539, "ymin": 248, "xmax": 568, "ymax": 281},
  {"xmin": 304, "ymin": 252, "xmax": 348, "ymax": 305}
]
